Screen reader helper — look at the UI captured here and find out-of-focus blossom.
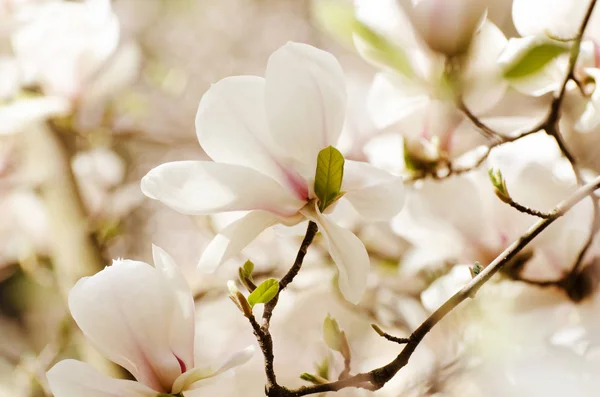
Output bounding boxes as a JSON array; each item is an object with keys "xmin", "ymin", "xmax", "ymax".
[
  {"xmin": 72, "ymin": 147, "xmax": 144, "ymax": 218},
  {"xmin": 46, "ymin": 246, "xmax": 253, "ymax": 396},
  {"xmin": 503, "ymin": 0, "xmax": 600, "ymax": 97},
  {"xmin": 11, "ymin": 0, "xmax": 120, "ymax": 99},
  {"xmin": 512, "ymin": 0, "xmax": 600, "ymax": 41},
  {"xmin": 141, "ymin": 42, "xmax": 405, "ymax": 303},
  {"xmin": 354, "ymin": 0, "xmax": 507, "ymax": 160},
  {"xmin": 404, "ymin": 0, "xmax": 488, "ymax": 57},
  {"xmin": 560, "ymin": 75, "xmax": 600, "ymax": 173},
  {"xmin": 395, "ymin": 134, "xmax": 596, "ymax": 282},
  {"xmin": 465, "ymin": 280, "xmax": 600, "ymax": 397},
  {"xmin": 0, "ymin": 96, "xmax": 70, "ymax": 135},
  {"xmin": 0, "ymin": 189, "xmax": 49, "ymax": 269}
]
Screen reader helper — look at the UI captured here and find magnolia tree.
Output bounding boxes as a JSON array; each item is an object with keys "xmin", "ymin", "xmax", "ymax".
[{"xmin": 5, "ymin": 0, "xmax": 600, "ymax": 396}]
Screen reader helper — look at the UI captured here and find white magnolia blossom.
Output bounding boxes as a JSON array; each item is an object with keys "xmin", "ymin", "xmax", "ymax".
[
  {"xmin": 11, "ymin": 0, "xmax": 120, "ymax": 99},
  {"xmin": 46, "ymin": 245, "xmax": 253, "ymax": 397},
  {"xmin": 141, "ymin": 42, "xmax": 405, "ymax": 304},
  {"xmin": 503, "ymin": 0, "xmax": 600, "ymax": 97},
  {"xmin": 467, "ymin": 282, "xmax": 600, "ymax": 397},
  {"xmin": 403, "ymin": 0, "xmax": 488, "ymax": 56},
  {"xmin": 395, "ymin": 134, "xmax": 596, "ymax": 281},
  {"xmin": 356, "ymin": 0, "xmax": 508, "ymax": 159},
  {"xmin": 560, "ymin": 76, "xmax": 600, "ymax": 172},
  {"xmin": 512, "ymin": 0, "xmax": 600, "ymax": 41}
]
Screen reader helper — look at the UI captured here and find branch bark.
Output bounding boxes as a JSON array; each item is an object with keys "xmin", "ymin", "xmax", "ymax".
[{"xmin": 256, "ymin": 174, "xmax": 600, "ymax": 396}]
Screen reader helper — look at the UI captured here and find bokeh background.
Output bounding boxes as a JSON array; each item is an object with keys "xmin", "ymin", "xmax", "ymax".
[{"xmin": 2, "ymin": 1, "xmax": 600, "ymax": 396}]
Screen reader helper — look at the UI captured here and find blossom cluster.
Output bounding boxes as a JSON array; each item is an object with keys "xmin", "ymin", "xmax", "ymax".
[{"xmin": 3, "ymin": 0, "xmax": 600, "ymax": 396}]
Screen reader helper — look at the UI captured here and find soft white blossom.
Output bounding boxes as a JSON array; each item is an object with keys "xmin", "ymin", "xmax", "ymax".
[
  {"xmin": 46, "ymin": 246, "xmax": 253, "ymax": 396},
  {"xmin": 355, "ymin": 0, "xmax": 508, "ymax": 159},
  {"xmin": 141, "ymin": 42, "xmax": 405, "ymax": 304},
  {"xmin": 394, "ymin": 134, "xmax": 596, "ymax": 281},
  {"xmin": 11, "ymin": 0, "xmax": 120, "ymax": 99},
  {"xmin": 404, "ymin": 0, "xmax": 488, "ymax": 56}
]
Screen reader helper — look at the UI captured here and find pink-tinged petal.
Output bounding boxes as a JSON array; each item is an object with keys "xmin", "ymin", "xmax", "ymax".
[
  {"xmin": 68, "ymin": 260, "xmax": 193, "ymax": 392},
  {"xmin": 196, "ymin": 76, "xmax": 294, "ymax": 185},
  {"xmin": 198, "ymin": 210, "xmax": 281, "ymax": 273},
  {"xmin": 152, "ymin": 245, "xmax": 195, "ymax": 372},
  {"xmin": 408, "ymin": 0, "xmax": 487, "ymax": 56},
  {"xmin": 141, "ymin": 161, "xmax": 305, "ymax": 217},
  {"xmin": 301, "ymin": 203, "xmax": 369, "ymax": 304},
  {"xmin": 341, "ymin": 160, "xmax": 405, "ymax": 221},
  {"xmin": 47, "ymin": 360, "xmax": 155, "ymax": 397},
  {"xmin": 171, "ymin": 346, "xmax": 255, "ymax": 393},
  {"xmin": 265, "ymin": 42, "xmax": 347, "ymax": 177}
]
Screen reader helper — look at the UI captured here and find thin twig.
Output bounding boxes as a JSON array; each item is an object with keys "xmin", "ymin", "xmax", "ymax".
[
  {"xmin": 281, "ymin": 174, "xmax": 600, "ymax": 396},
  {"xmin": 505, "ymin": 199, "xmax": 553, "ymax": 219},
  {"xmin": 371, "ymin": 325, "xmax": 410, "ymax": 344},
  {"xmin": 262, "ymin": 221, "xmax": 318, "ymax": 328}
]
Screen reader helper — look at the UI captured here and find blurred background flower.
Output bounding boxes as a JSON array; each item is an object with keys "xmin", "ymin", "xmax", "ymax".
[{"xmin": 2, "ymin": 1, "xmax": 600, "ymax": 397}]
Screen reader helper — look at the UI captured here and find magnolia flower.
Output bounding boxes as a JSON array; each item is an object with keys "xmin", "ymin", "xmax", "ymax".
[
  {"xmin": 502, "ymin": 0, "xmax": 600, "ymax": 97},
  {"xmin": 560, "ymin": 74, "xmax": 600, "ymax": 173},
  {"xmin": 404, "ymin": 0, "xmax": 488, "ymax": 56},
  {"xmin": 512, "ymin": 0, "xmax": 600, "ymax": 41},
  {"xmin": 141, "ymin": 42, "xmax": 405, "ymax": 303},
  {"xmin": 355, "ymin": 0, "xmax": 508, "ymax": 159},
  {"xmin": 394, "ymin": 134, "xmax": 596, "ymax": 281},
  {"xmin": 11, "ymin": 0, "xmax": 120, "ymax": 99},
  {"xmin": 467, "ymin": 282, "xmax": 600, "ymax": 397},
  {"xmin": 46, "ymin": 246, "xmax": 253, "ymax": 397}
]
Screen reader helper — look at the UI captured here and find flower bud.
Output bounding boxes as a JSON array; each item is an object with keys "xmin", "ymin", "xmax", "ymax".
[{"xmin": 407, "ymin": 0, "xmax": 487, "ymax": 56}]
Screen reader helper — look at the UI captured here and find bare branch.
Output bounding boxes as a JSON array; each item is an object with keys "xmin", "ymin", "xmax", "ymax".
[{"xmin": 278, "ymin": 174, "xmax": 600, "ymax": 396}]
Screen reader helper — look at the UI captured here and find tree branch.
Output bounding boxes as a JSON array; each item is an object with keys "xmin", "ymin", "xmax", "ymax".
[
  {"xmin": 261, "ymin": 174, "xmax": 600, "ymax": 396},
  {"xmin": 262, "ymin": 221, "xmax": 318, "ymax": 327}
]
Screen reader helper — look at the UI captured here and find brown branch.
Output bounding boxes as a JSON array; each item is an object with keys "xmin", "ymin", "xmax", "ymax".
[
  {"xmin": 505, "ymin": 199, "xmax": 553, "ymax": 219},
  {"xmin": 262, "ymin": 221, "xmax": 318, "ymax": 327},
  {"xmin": 262, "ymin": 174, "xmax": 600, "ymax": 397},
  {"xmin": 450, "ymin": 0, "xmax": 597, "ymax": 184},
  {"xmin": 371, "ymin": 324, "xmax": 410, "ymax": 345},
  {"xmin": 247, "ymin": 4, "xmax": 600, "ymax": 395}
]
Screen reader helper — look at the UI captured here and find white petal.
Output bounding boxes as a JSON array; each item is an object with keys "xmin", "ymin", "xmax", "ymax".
[
  {"xmin": 366, "ymin": 72, "xmax": 429, "ymax": 129},
  {"xmin": 301, "ymin": 204, "xmax": 369, "ymax": 304},
  {"xmin": 47, "ymin": 360, "xmax": 155, "ymax": 397},
  {"xmin": 0, "ymin": 97, "xmax": 71, "ymax": 135},
  {"xmin": 265, "ymin": 42, "xmax": 347, "ymax": 176},
  {"xmin": 498, "ymin": 37, "xmax": 566, "ymax": 97},
  {"xmin": 461, "ymin": 22, "xmax": 508, "ymax": 114},
  {"xmin": 141, "ymin": 161, "xmax": 305, "ymax": 217},
  {"xmin": 198, "ymin": 210, "xmax": 281, "ymax": 273},
  {"xmin": 196, "ymin": 76, "xmax": 289, "ymax": 182},
  {"xmin": 407, "ymin": 175, "xmax": 484, "ymax": 245},
  {"xmin": 363, "ymin": 133, "xmax": 406, "ymax": 175},
  {"xmin": 512, "ymin": 0, "xmax": 594, "ymax": 39},
  {"xmin": 354, "ymin": 0, "xmax": 419, "ymax": 50},
  {"xmin": 171, "ymin": 346, "xmax": 255, "ymax": 393},
  {"xmin": 68, "ymin": 260, "xmax": 194, "ymax": 392},
  {"xmin": 576, "ymin": 68, "xmax": 600, "ymax": 132},
  {"xmin": 152, "ymin": 245, "xmax": 195, "ymax": 371},
  {"xmin": 341, "ymin": 160, "xmax": 405, "ymax": 221}
]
